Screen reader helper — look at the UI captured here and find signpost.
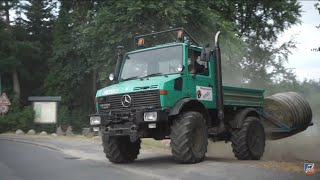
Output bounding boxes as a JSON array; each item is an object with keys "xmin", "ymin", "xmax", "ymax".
[
  {"xmin": 0, "ymin": 105, "xmax": 9, "ymax": 113},
  {"xmin": 28, "ymin": 96, "xmax": 61, "ymax": 124},
  {"xmin": 0, "ymin": 93, "xmax": 11, "ymax": 117}
]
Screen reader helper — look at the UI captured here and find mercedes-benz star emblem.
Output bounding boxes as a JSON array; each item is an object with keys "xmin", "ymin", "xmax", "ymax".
[{"xmin": 121, "ymin": 94, "xmax": 132, "ymax": 107}]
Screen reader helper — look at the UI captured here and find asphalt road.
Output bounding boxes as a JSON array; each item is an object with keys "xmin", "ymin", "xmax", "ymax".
[
  {"xmin": 0, "ymin": 135, "xmax": 318, "ymax": 180},
  {"xmin": 0, "ymin": 140, "xmax": 142, "ymax": 180}
]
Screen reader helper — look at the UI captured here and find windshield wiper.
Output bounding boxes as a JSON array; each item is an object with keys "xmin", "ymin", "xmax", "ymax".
[
  {"xmin": 141, "ymin": 73, "xmax": 164, "ymax": 79},
  {"xmin": 121, "ymin": 73, "xmax": 164, "ymax": 82},
  {"xmin": 120, "ymin": 76, "xmax": 139, "ymax": 82}
]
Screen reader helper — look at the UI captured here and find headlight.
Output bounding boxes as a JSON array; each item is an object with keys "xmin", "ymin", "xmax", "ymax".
[
  {"xmin": 144, "ymin": 112, "xmax": 157, "ymax": 121},
  {"xmin": 92, "ymin": 127, "xmax": 100, "ymax": 132},
  {"xmin": 90, "ymin": 116, "xmax": 101, "ymax": 125},
  {"xmin": 109, "ymin": 73, "xmax": 114, "ymax": 81}
]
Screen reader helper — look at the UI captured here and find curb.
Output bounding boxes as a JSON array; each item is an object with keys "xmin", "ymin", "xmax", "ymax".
[{"xmin": 0, "ymin": 137, "xmax": 63, "ymax": 152}]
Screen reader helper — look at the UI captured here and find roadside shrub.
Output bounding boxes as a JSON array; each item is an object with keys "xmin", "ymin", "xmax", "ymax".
[
  {"xmin": 55, "ymin": 105, "xmax": 90, "ymax": 134},
  {"xmin": 0, "ymin": 99, "xmax": 90, "ymax": 134},
  {"xmin": 58, "ymin": 105, "xmax": 70, "ymax": 126},
  {"xmin": 33, "ymin": 124, "xmax": 56, "ymax": 134},
  {"xmin": 69, "ymin": 108, "xmax": 89, "ymax": 133},
  {"xmin": 0, "ymin": 105, "xmax": 35, "ymax": 133}
]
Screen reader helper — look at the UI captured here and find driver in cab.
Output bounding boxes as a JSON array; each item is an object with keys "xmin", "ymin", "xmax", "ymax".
[{"xmin": 188, "ymin": 51, "xmax": 205, "ymax": 74}]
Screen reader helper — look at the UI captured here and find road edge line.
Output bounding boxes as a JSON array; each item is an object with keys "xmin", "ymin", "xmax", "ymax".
[{"xmin": 0, "ymin": 137, "xmax": 63, "ymax": 152}]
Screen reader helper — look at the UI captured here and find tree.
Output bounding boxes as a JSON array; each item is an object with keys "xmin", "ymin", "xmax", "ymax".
[
  {"xmin": 0, "ymin": 0, "xmax": 21, "ymax": 98},
  {"xmin": 75, "ymin": 0, "xmax": 302, "ymax": 89},
  {"xmin": 0, "ymin": 0, "xmax": 309, "ymax": 132},
  {"xmin": 242, "ymin": 39, "xmax": 298, "ymax": 89},
  {"xmin": 23, "ymin": 0, "xmax": 56, "ymax": 61},
  {"xmin": 312, "ymin": 0, "xmax": 320, "ymax": 52},
  {"xmin": 45, "ymin": 0, "xmax": 303, "ymax": 130},
  {"xmin": 44, "ymin": 0, "xmax": 97, "ymax": 130},
  {"xmin": 75, "ymin": 0, "xmax": 244, "ymax": 86},
  {"xmin": 212, "ymin": 0, "xmax": 302, "ymax": 88},
  {"xmin": 0, "ymin": 0, "xmax": 43, "ymax": 101},
  {"xmin": 20, "ymin": 0, "xmax": 56, "ymax": 97}
]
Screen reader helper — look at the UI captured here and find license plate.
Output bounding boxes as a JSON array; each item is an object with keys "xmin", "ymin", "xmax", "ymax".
[{"xmin": 93, "ymin": 127, "xmax": 100, "ymax": 132}]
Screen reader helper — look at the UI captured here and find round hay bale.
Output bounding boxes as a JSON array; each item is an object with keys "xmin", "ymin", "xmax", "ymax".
[{"xmin": 264, "ymin": 92, "xmax": 312, "ymax": 129}]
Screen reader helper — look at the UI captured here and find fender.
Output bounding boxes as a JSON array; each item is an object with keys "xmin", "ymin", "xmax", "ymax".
[
  {"xmin": 229, "ymin": 108, "xmax": 261, "ymax": 129},
  {"xmin": 169, "ymin": 98, "xmax": 210, "ymax": 122}
]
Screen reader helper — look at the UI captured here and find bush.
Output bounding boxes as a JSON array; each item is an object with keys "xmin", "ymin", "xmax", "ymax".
[
  {"xmin": 0, "ymin": 102, "xmax": 90, "ymax": 134},
  {"xmin": 0, "ymin": 105, "xmax": 35, "ymax": 133},
  {"xmin": 57, "ymin": 106, "xmax": 89, "ymax": 134},
  {"xmin": 33, "ymin": 124, "xmax": 56, "ymax": 133},
  {"xmin": 69, "ymin": 108, "xmax": 90, "ymax": 133}
]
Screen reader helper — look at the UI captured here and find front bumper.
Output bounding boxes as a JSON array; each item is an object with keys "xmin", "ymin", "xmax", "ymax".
[{"xmin": 89, "ymin": 109, "xmax": 168, "ymax": 141}]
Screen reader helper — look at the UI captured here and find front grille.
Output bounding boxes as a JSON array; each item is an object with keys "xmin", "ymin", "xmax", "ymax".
[
  {"xmin": 133, "ymin": 85, "xmax": 158, "ymax": 91},
  {"xmin": 99, "ymin": 90, "xmax": 160, "ymax": 112}
]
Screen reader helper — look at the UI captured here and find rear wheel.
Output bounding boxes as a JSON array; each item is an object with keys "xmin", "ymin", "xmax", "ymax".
[
  {"xmin": 231, "ymin": 117, "xmax": 265, "ymax": 160},
  {"xmin": 170, "ymin": 111, "xmax": 208, "ymax": 163},
  {"xmin": 102, "ymin": 135, "xmax": 141, "ymax": 164}
]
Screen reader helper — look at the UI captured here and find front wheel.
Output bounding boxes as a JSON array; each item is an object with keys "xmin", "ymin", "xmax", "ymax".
[
  {"xmin": 102, "ymin": 135, "xmax": 141, "ymax": 164},
  {"xmin": 170, "ymin": 111, "xmax": 208, "ymax": 164},
  {"xmin": 231, "ymin": 117, "xmax": 266, "ymax": 160}
]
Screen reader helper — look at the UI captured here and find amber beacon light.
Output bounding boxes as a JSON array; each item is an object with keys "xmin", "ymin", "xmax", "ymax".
[{"xmin": 138, "ymin": 38, "xmax": 145, "ymax": 47}]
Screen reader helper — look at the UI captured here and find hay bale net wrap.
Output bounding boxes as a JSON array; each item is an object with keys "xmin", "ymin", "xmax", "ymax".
[{"xmin": 263, "ymin": 92, "xmax": 312, "ymax": 129}]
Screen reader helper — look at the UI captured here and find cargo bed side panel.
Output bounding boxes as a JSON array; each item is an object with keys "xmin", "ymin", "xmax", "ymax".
[{"xmin": 223, "ymin": 86, "xmax": 264, "ymax": 107}]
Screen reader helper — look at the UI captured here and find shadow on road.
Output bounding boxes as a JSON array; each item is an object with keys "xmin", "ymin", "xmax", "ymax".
[{"xmin": 131, "ymin": 154, "xmax": 239, "ymax": 166}]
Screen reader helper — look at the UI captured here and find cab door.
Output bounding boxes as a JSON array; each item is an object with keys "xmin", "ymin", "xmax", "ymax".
[{"xmin": 185, "ymin": 47, "xmax": 216, "ymax": 109}]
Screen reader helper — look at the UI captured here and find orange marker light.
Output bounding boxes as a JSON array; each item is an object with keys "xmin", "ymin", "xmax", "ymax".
[
  {"xmin": 177, "ymin": 30, "xmax": 183, "ymax": 39},
  {"xmin": 138, "ymin": 38, "xmax": 145, "ymax": 46},
  {"xmin": 159, "ymin": 90, "xmax": 168, "ymax": 95},
  {"xmin": 96, "ymin": 97, "xmax": 105, "ymax": 102}
]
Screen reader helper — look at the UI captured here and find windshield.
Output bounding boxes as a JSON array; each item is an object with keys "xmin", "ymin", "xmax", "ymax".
[{"xmin": 120, "ymin": 45, "xmax": 182, "ymax": 80}]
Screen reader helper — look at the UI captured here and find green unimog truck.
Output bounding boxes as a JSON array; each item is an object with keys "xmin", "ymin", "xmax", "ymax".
[{"xmin": 89, "ymin": 28, "xmax": 312, "ymax": 164}]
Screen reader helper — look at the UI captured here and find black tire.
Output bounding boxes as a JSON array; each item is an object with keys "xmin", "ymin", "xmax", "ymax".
[
  {"xmin": 170, "ymin": 111, "xmax": 208, "ymax": 163},
  {"xmin": 102, "ymin": 135, "xmax": 141, "ymax": 164},
  {"xmin": 231, "ymin": 117, "xmax": 266, "ymax": 160}
]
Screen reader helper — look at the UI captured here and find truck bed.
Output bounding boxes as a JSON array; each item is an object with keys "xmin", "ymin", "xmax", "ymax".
[{"xmin": 223, "ymin": 86, "xmax": 264, "ymax": 107}]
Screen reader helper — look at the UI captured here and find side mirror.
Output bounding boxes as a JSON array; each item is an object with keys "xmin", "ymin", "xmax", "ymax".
[
  {"xmin": 200, "ymin": 44, "xmax": 211, "ymax": 62},
  {"xmin": 177, "ymin": 64, "xmax": 184, "ymax": 72}
]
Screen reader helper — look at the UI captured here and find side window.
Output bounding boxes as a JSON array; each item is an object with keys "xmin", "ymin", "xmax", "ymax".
[{"xmin": 188, "ymin": 49, "xmax": 208, "ymax": 76}]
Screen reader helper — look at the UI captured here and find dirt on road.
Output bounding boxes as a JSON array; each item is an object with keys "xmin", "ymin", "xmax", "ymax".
[{"xmin": 207, "ymin": 119, "xmax": 320, "ymax": 175}]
